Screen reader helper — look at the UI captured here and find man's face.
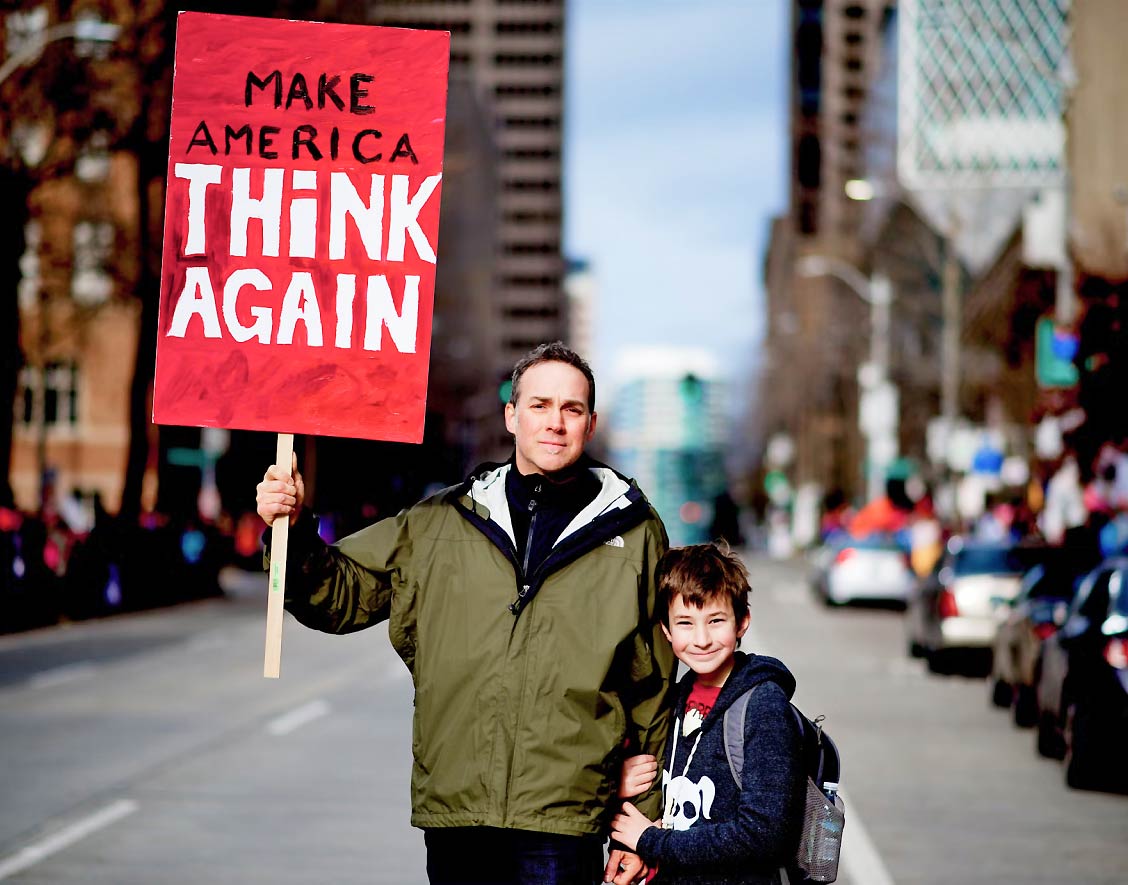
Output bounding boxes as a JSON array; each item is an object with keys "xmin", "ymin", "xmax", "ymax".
[{"xmin": 504, "ymin": 361, "xmax": 597, "ymax": 476}]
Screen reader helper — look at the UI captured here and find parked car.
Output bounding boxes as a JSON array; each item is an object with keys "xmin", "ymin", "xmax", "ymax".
[
  {"xmin": 811, "ymin": 533, "xmax": 914, "ymax": 607},
  {"xmin": 906, "ymin": 538, "xmax": 1030, "ymax": 673},
  {"xmin": 1034, "ymin": 557, "xmax": 1128, "ymax": 791},
  {"xmin": 990, "ymin": 550, "xmax": 1090, "ymax": 725}
]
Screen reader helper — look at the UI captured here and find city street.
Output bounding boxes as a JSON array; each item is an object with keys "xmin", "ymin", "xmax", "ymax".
[{"xmin": 0, "ymin": 558, "xmax": 1125, "ymax": 884}]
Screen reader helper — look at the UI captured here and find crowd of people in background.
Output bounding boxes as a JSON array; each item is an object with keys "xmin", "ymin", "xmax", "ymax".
[
  {"xmin": 0, "ymin": 482, "xmax": 234, "ymax": 634},
  {"xmin": 815, "ymin": 431, "xmax": 1128, "ymax": 575}
]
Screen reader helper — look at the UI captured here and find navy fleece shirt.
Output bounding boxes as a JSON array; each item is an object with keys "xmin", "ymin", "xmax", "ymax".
[{"xmin": 637, "ymin": 652, "xmax": 806, "ymax": 885}]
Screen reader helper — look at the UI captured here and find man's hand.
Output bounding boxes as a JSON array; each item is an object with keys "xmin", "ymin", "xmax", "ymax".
[
  {"xmin": 256, "ymin": 453, "xmax": 305, "ymax": 527},
  {"xmin": 610, "ymin": 802, "xmax": 659, "ymax": 853},
  {"xmin": 618, "ymin": 754, "xmax": 659, "ymax": 799},
  {"xmin": 603, "ymin": 848, "xmax": 648, "ymax": 885}
]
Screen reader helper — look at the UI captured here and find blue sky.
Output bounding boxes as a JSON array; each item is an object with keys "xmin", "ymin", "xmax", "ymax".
[{"xmin": 564, "ymin": 0, "xmax": 788, "ymax": 387}]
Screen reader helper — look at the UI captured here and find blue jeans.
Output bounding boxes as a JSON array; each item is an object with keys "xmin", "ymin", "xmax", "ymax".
[{"xmin": 424, "ymin": 827, "xmax": 604, "ymax": 885}]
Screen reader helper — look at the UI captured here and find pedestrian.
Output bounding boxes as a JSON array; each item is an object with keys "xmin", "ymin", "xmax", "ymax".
[
  {"xmin": 611, "ymin": 544, "xmax": 806, "ymax": 884},
  {"xmin": 256, "ymin": 342, "xmax": 674, "ymax": 885}
]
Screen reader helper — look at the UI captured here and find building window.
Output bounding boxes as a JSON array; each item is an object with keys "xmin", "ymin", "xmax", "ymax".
[
  {"xmin": 18, "ymin": 362, "xmax": 79, "ymax": 431},
  {"xmin": 493, "ymin": 52, "xmax": 560, "ymax": 66},
  {"xmin": 504, "ymin": 338, "xmax": 547, "ymax": 352},
  {"xmin": 501, "ymin": 241, "xmax": 558, "ymax": 255},
  {"xmin": 75, "ymin": 131, "xmax": 111, "ymax": 182},
  {"xmin": 71, "ymin": 220, "xmax": 114, "ymax": 305},
  {"xmin": 501, "ymin": 274, "xmax": 561, "ymax": 287},
  {"xmin": 503, "ymin": 209, "xmax": 561, "ymax": 224},
  {"xmin": 379, "ymin": 20, "xmax": 472, "ymax": 33},
  {"xmin": 18, "ymin": 220, "xmax": 41, "ymax": 311},
  {"xmin": 495, "ymin": 21, "xmax": 559, "ymax": 35},
  {"xmin": 5, "ymin": 5, "xmax": 47, "ymax": 57},
  {"xmin": 503, "ymin": 306, "xmax": 559, "ymax": 320},
  {"xmin": 494, "ymin": 84, "xmax": 559, "ymax": 98},
  {"xmin": 503, "ymin": 147, "xmax": 560, "ymax": 161},
  {"xmin": 502, "ymin": 178, "xmax": 559, "ymax": 192},
  {"xmin": 502, "ymin": 115, "xmax": 560, "ymax": 130}
]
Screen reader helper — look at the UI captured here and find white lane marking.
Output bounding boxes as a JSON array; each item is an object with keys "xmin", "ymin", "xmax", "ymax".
[
  {"xmin": 0, "ymin": 798, "xmax": 139, "ymax": 880},
  {"xmin": 26, "ymin": 662, "xmax": 97, "ymax": 690},
  {"xmin": 266, "ymin": 698, "xmax": 331, "ymax": 736},
  {"xmin": 839, "ymin": 789, "xmax": 896, "ymax": 885}
]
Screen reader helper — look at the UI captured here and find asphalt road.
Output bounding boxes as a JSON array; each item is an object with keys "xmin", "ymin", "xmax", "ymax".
[{"xmin": 0, "ymin": 558, "xmax": 1125, "ymax": 884}]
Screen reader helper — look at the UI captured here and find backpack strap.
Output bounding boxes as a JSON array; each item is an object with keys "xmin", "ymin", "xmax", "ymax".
[{"xmin": 722, "ymin": 685, "xmax": 758, "ymax": 787}]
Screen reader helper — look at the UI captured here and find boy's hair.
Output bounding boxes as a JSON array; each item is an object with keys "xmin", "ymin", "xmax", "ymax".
[
  {"xmin": 509, "ymin": 341, "xmax": 596, "ymax": 412},
  {"xmin": 655, "ymin": 543, "xmax": 751, "ymax": 627}
]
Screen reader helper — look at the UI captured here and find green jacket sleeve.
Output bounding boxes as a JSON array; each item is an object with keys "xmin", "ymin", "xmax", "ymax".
[
  {"xmin": 272, "ymin": 508, "xmax": 413, "ymax": 637},
  {"xmin": 624, "ymin": 515, "xmax": 674, "ymax": 820}
]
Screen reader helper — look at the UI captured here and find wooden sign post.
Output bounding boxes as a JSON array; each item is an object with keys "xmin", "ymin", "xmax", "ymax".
[{"xmin": 151, "ymin": 13, "xmax": 450, "ymax": 677}]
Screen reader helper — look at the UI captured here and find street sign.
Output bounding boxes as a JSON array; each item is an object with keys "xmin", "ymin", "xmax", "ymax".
[{"xmin": 1035, "ymin": 316, "xmax": 1079, "ymax": 388}]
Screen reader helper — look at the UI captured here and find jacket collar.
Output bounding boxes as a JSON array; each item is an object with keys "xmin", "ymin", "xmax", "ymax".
[{"xmin": 457, "ymin": 455, "xmax": 642, "ymax": 547}]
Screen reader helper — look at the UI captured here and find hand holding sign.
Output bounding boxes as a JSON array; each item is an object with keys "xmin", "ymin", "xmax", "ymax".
[
  {"xmin": 256, "ymin": 453, "xmax": 305, "ymax": 528},
  {"xmin": 153, "ymin": 13, "xmax": 449, "ymax": 678}
]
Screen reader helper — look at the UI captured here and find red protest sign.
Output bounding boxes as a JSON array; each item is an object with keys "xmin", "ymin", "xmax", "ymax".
[{"xmin": 153, "ymin": 12, "xmax": 450, "ymax": 443}]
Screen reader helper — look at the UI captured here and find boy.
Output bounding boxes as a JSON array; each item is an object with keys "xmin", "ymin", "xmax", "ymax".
[{"xmin": 610, "ymin": 544, "xmax": 806, "ymax": 885}]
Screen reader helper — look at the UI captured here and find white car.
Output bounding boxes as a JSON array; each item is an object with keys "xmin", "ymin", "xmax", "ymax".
[
  {"xmin": 906, "ymin": 538, "xmax": 1029, "ymax": 672},
  {"xmin": 816, "ymin": 535, "xmax": 915, "ymax": 606}
]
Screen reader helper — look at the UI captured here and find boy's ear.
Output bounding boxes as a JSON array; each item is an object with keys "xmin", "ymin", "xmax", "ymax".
[
  {"xmin": 735, "ymin": 612, "xmax": 751, "ymax": 640},
  {"xmin": 660, "ymin": 621, "xmax": 673, "ymax": 644}
]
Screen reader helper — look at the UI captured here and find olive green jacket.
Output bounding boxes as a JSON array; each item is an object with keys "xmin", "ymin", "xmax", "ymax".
[{"xmin": 278, "ymin": 459, "xmax": 673, "ymax": 836}]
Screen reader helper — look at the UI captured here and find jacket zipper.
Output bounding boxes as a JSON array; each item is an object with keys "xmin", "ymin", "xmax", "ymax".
[{"xmin": 509, "ymin": 485, "xmax": 539, "ymax": 614}]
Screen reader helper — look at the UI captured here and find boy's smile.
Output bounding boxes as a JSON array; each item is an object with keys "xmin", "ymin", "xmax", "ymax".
[{"xmin": 662, "ymin": 595, "xmax": 750, "ymax": 687}]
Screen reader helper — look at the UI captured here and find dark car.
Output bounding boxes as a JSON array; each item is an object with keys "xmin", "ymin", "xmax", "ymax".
[
  {"xmin": 1034, "ymin": 557, "xmax": 1128, "ymax": 791},
  {"xmin": 906, "ymin": 538, "xmax": 1030, "ymax": 674},
  {"xmin": 990, "ymin": 549, "xmax": 1091, "ymax": 725}
]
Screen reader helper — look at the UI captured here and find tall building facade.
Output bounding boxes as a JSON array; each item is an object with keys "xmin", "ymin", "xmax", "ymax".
[
  {"xmin": 759, "ymin": 0, "xmax": 891, "ymax": 505},
  {"xmin": 608, "ymin": 349, "xmax": 729, "ymax": 546},
  {"xmin": 364, "ymin": 1, "xmax": 567, "ymax": 376}
]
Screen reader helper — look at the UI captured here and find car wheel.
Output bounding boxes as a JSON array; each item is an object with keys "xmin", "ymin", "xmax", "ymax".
[
  {"xmin": 1036, "ymin": 708, "xmax": 1065, "ymax": 760},
  {"xmin": 1012, "ymin": 684, "xmax": 1038, "ymax": 728},
  {"xmin": 990, "ymin": 678, "xmax": 1013, "ymax": 709},
  {"xmin": 907, "ymin": 637, "xmax": 925, "ymax": 658},
  {"xmin": 926, "ymin": 648, "xmax": 952, "ymax": 675},
  {"xmin": 1064, "ymin": 701, "xmax": 1104, "ymax": 791}
]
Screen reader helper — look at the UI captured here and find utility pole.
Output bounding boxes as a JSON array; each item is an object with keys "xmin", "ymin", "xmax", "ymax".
[{"xmin": 940, "ymin": 224, "xmax": 961, "ymax": 431}]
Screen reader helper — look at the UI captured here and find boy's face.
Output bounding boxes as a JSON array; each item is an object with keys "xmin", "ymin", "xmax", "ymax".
[{"xmin": 661, "ymin": 594, "xmax": 750, "ymax": 687}]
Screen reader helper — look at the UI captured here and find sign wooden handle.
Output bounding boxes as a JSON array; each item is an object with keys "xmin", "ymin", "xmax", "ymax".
[{"xmin": 264, "ymin": 432, "xmax": 294, "ymax": 678}]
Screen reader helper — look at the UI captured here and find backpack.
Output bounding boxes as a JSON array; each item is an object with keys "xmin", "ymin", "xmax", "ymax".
[{"xmin": 723, "ymin": 688, "xmax": 844, "ymax": 884}]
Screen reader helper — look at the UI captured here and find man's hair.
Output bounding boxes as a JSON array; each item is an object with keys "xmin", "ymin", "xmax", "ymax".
[
  {"xmin": 509, "ymin": 341, "xmax": 596, "ymax": 412},
  {"xmin": 655, "ymin": 543, "xmax": 751, "ymax": 627}
]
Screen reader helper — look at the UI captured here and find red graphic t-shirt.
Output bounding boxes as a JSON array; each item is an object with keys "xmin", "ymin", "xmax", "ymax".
[{"xmin": 681, "ymin": 681, "xmax": 723, "ymax": 736}]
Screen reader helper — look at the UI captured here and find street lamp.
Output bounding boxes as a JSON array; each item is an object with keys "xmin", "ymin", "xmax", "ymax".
[{"xmin": 796, "ymin": 255, "xmax": 897, "ymax": 503}]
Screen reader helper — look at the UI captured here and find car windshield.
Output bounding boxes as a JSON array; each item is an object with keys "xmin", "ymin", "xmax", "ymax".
[{"xmin": 953, "ymin": 546, "xmax": 1024, "ymax": 576}]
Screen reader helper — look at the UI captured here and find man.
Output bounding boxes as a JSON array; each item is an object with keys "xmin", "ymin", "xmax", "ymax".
[{"xmin": 256, "ymin": 342, "xmax": 673, "ymax": 885}]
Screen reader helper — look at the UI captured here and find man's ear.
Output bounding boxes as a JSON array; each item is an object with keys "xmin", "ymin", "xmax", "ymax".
[
  {"xmin": 504, "ymin": 402, "xmax": 517, "ymax": 435},
  {"xmin": 586, "ymin": 410, "xmax": 598, "ymax": 441}
]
